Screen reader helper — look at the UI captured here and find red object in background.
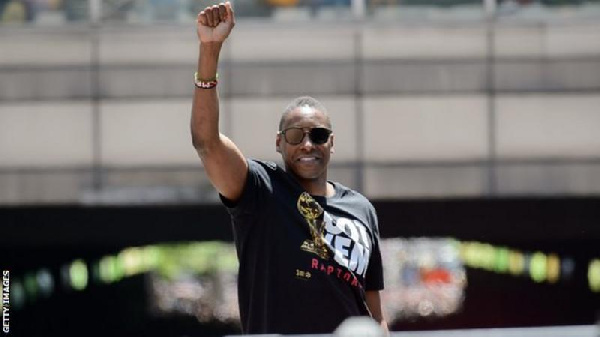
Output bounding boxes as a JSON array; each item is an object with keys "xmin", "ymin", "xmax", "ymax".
[{"xmin": 421, "ymin": 268, "xmax": 453, "ymax": 284}]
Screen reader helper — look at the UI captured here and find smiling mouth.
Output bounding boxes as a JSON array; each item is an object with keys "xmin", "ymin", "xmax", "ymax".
[{"xmin": 297, "ymin": 157, "xmax": 320, "ymax": 163}]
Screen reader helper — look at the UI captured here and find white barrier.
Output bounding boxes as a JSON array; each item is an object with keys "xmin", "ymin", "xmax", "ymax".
[{"xmin": 229, "ymin": 324, "xmax": 599, "ymax": 337}]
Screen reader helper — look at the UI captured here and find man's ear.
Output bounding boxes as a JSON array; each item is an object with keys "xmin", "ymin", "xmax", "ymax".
[
  {"xmin": 276, "ymin": 133, "xmax": 281, "ymax": 153},
  {"xmin": 330, "ymin": 134, "xmax": 335, "ymax": 154}
]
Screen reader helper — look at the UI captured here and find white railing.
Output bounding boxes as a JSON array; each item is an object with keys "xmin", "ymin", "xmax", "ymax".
[{"xmin": 229, "ymin": 325, "xmax": 599, "ymax": 337}]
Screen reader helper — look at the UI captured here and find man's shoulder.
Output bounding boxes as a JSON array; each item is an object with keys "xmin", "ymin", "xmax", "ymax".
[
  {"xmin": 248, "ymin": 159, "xmax": 279, "ymax": 170},
  {"xmin": 331, "ymin": 181, "xmax": 379, "ymax": 231},
  {"xmin": 333, "ymin": 181, "xmax": 371, "ymax": 205},
  {"xmin": 246, "ymin": 159, "xmax": 290, "ymax": 188},
  {"xmin": 247, "ymin": 159, "xmax": 282, "ymax": 175}
]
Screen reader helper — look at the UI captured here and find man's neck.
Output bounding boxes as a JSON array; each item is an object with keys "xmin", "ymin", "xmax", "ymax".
[
  {"xmin": 297, "ymin": 177, "xmax": 335, "ymax": 197},
  {"xmin": 283, "ymin": 164, "xmax": 335, "ymax": 197}
]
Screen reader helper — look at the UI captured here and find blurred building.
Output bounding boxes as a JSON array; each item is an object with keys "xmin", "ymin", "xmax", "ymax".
[
  {"xmin": 1, "ymin": 3, "xmax": 599, "ymax": 335},
  {"xmin": 1, "ymin": 0, "xmax": 600, "ymax": 204}
]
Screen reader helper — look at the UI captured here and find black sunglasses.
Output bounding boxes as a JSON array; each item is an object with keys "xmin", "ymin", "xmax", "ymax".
[{"xmin": 278, "ymin": 127, "xmax": 332, "ymax": 145}]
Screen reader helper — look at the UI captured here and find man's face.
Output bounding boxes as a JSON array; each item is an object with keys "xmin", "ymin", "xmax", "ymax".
[{"xmin": 276, "ymin": 106, "xmax": 334, "ymax": 181}]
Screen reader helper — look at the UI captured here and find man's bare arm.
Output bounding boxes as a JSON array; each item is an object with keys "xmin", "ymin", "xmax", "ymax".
[
  {"xmin": 365, "ymin": 290, "xmax": 390, "ymax": 336},
  {"xmin": 191, "ymin": 2, "xmax": 247, "ymax": 202}
]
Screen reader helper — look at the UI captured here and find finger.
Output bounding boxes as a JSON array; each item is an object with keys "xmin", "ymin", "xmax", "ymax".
[
  {"xmin": 204, "ymin": 7, "xmax": 214, "ymax": 27},
  {"xmin": 218, "ymin": 3, "xmax": 226, "ymax": 22},
  {"xmin": 198, "ymin": 11, "xmax": 207, "ymax": 26},
  {"xmin": 225, "ymin": 2, "xmax": 235, "ymax": 25},
  {"xmin": 211, "ymin": 5, "xmax": 220, "ymax": 27},
  {"xmin": 225, "ymin": 2, "xmax": 234, "ymax": 22}
]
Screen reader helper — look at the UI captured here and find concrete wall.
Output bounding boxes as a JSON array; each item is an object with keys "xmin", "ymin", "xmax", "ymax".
[{"xmin": 1, "ymin": 21, "xmax": 599, "ymax": 203}]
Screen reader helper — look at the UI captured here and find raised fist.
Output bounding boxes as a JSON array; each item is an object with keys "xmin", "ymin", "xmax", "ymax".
[{"xmin": 197, "ymin": 2, "xmax": 235, "ymax": 43}]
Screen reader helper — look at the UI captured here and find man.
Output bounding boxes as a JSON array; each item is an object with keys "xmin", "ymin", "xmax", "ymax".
[{"xmin": 191, "ymin": 2, "xmax": 388, "ymax": 334}]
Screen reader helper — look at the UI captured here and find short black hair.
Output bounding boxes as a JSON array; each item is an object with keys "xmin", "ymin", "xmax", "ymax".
[{"xmin": 279, "ymin": 96, "xmax": 332, "ymax": 131}]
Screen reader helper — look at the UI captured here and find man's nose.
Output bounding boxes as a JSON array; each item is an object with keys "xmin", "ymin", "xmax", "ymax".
[{"xmin": 299, "ymin": 132, "xmax": 314, "ymax": 148}]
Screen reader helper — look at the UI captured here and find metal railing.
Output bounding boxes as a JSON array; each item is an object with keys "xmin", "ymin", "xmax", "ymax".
[{"xmin": 2, "ymin": 0, "xmax": 600, "ymax": 25}]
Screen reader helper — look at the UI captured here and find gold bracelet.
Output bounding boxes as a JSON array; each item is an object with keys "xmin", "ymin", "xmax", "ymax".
[
  {"xmin": 194, "ymin": 72, "xmax": 218, "ymax": 82},
  {"xmin": 194, "ymin": 72, "xmax": 218, "ymax": 89}
]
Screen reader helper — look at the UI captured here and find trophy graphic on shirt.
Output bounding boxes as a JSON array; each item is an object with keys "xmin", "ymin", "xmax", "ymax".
[{"xmin": 297, "ymin": 192, "xmax": 330, "ymax": 260}]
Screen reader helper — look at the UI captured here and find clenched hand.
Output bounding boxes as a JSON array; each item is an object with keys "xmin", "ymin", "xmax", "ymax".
[{"xmin": 197, "ymin": 2, "xmax": 235, "ymax": 43}]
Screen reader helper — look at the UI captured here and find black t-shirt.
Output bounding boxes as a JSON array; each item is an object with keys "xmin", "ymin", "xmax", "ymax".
[{"xmin": 221, "ymin": 159, "xmax": 384, "ymax": 334}]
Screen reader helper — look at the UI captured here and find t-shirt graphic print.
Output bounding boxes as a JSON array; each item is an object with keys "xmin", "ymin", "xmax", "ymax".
[{"xmin": 297, "ymin": 192, "xmax": 372, "ymax": 282}]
